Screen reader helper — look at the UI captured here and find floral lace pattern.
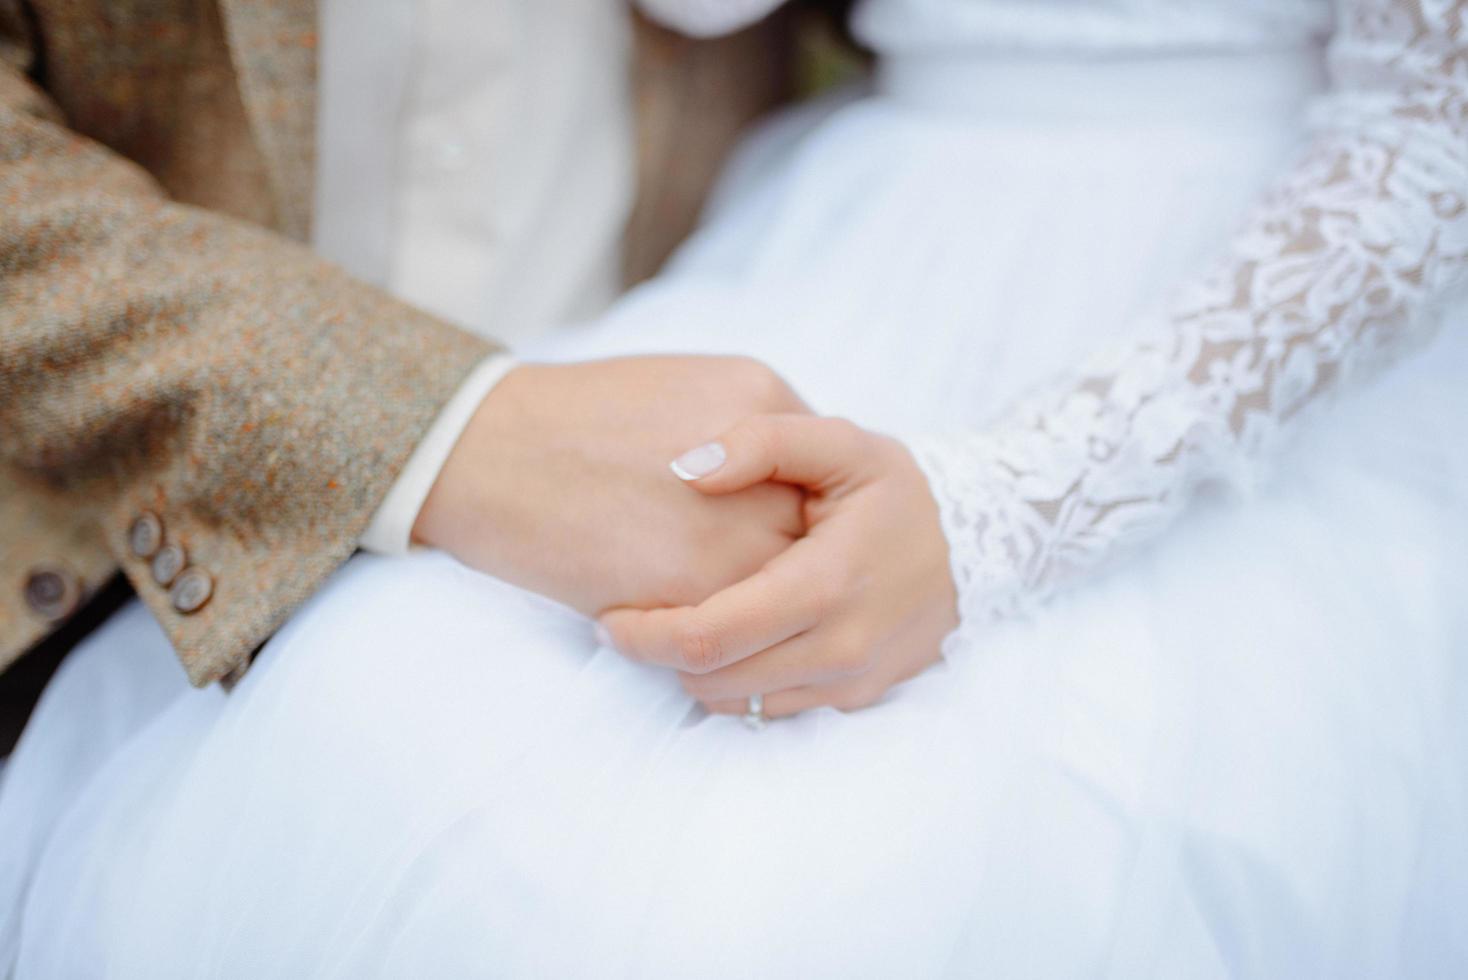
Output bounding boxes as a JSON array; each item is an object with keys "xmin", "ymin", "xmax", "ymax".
[{"xmin": 908, "ymin": 0, "xmax": 1468, "ymax": 650}]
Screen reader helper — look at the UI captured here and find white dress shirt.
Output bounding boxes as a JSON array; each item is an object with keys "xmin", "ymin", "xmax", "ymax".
[{"xmin": 312, "ymin": 0, "xmax": 637, "ymax": 553}]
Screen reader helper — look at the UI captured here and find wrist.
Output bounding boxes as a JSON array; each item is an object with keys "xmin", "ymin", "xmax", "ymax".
[
  {"xmin": 411, "ymin": 361, "xmax": 543, "ymax": 554},
  {"xmin": 359, "ymin": 355, "xmax": 519, "ymax": 555}
]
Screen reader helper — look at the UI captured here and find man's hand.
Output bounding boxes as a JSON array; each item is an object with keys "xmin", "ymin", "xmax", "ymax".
[{"xmin": 413, "ymin": 357, "xmax": 810, "ymax": 615}]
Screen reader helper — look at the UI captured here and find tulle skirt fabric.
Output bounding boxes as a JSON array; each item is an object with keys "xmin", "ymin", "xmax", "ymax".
[{"xmin": 3, "ymin": 66, "xmax": 1467, "ymax": 978}]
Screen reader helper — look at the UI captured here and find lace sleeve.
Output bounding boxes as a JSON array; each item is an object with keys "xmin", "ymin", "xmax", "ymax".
[
  {"xmin": 634, "ymin": 0, "xmax": 788, "ymax": 38},
  {"xmin": 906, "ymin": 0, "xmax": 1468, "ymax": 649}
]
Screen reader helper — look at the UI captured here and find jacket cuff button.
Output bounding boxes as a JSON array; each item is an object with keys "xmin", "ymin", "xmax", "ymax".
[
  {"xmin": 128, "ymin": 511, "xmax": 164, "ymax": 558},
  {"xmin": 151, "ymin": 542, "xmax": 187, "ymax": 587},
  {"xmin": 170, "ymin": 567, "xmax": 214, "ymax": 615},
  {"xmin": 24, "ymin": 565, "xmax": 82, "ymax": 621}
]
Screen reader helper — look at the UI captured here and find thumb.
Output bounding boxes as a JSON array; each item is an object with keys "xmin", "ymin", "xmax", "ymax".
[{"xmin": 669, "ymin": 414, "xmax": 868, "ymax": 496}]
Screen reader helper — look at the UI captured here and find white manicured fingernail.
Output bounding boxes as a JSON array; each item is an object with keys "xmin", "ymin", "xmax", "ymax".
[
  {"xmin": 670, "ymin": 442, "xmax": 726, "ymax": 481},
  {"xmin": 594, "ymin": 623, "xmax": 613, "ymax": 649}
]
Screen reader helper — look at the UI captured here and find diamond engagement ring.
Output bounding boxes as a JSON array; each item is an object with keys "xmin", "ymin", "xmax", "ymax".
[{"xmin": 743, "ymin": 694, "xmax": 767, "ymax": 731}]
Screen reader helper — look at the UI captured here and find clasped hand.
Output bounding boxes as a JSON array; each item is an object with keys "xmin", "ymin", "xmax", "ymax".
[
  {"xmin": 416, "ymin": 355, "xmax": 957, "ymax": 719},
  {"xmin": 603, "ymin": 414, "xmax": 959, "ymax": 718}
]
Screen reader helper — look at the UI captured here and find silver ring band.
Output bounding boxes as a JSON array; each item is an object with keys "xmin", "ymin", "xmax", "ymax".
[{"xmin": 743, "ymin": 693, "xmax": 767, "ymax": 731}]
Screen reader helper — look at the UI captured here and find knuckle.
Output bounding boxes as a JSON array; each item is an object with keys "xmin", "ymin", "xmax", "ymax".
[
  {"xmin": 739, "ymin": 415, "xmax": 783, "ymax": 464},
  {"xmin": 828, "ymin": 628, "xmax": 875, "ymax": 675},
  {"xmin": 833, "ymin": 650, "xmax": 874, "ymax": 678},
  {"xmin": 806, "ymin": 576, "xmax": 841, "ymax": 622},
  {"xmin": 676, "ymin": 621, "xmax": 725, "ymax": 674},
  {"xmin": 829, "ymin": 651, "xmax": 867, "ymax": 677},
  {"xmin": 834, "ymin": 682, "xmax": 882, "ymax": 713}
]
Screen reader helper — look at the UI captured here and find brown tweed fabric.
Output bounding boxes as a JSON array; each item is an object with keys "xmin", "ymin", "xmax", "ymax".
[
  {"xmin": 216, "ymin": 0, "xmax": 318, "ymax": 242},
  {"xmin": 0, "ymin": 0, "xmax": 496, "ymax": 686},
  {"xmin": 0, "ymin": 0, "xmax": 796, "ymax": 689}
]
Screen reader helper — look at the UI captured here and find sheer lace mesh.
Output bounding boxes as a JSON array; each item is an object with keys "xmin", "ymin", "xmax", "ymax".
[{"xmin": 907, "ymin": 0, "xmax": 1468, "ymax": 650}]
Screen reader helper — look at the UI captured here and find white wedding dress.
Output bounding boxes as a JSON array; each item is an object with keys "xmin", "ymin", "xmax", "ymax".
[{"xmin": 3, "ymin": 0, "xmax": 1467, "ymax": 976}]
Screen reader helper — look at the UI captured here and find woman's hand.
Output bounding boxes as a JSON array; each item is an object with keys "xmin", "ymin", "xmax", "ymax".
[{"xmin": 599, "ymin": 415, "xmax": 960, "ymax": 718}]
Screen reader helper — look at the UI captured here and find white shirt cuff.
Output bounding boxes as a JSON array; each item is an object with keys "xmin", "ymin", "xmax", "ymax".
[{"xmin": 359, "ymin": 354, "xmax": 518, "ymax": 555}]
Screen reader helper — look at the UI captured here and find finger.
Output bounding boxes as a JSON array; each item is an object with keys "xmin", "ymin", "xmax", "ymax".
[
  {"xmin": 668, "ymin": 415, "xmax": 868, "ymax": 495},
  {"xmin": 599, "ymin": 536, "xmax": 837, "ymax": 674},
  {"xmin": 680, "ymin": 627, "xmax": 868, "ymax": 703},
  {"xmin": 702, "ymin": 675, "xmax": 887, "ymax": 720}
]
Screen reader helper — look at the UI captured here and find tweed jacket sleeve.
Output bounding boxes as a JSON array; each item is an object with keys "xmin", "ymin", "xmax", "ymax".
[{"xmin": 0, "ymin": 48, "xmax": 499, "ymax": 686}]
